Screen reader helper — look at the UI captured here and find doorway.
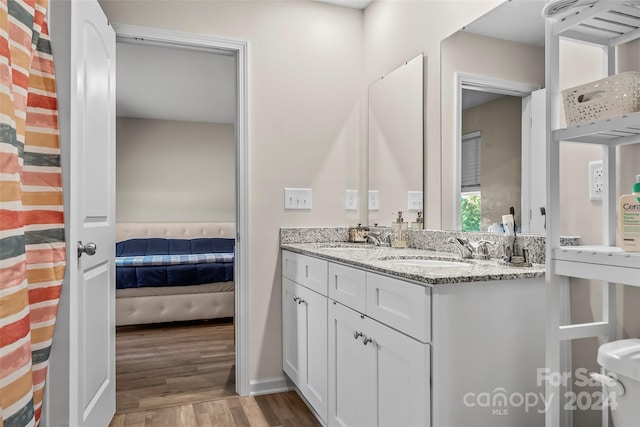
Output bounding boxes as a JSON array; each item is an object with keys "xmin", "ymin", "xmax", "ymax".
[
  {"xmin": 113, "ymin": 24, "xmax": 249, "ymax": 408},
  {"xmin": 453, "ymin": 73, "xmax": 544, "ymax": 234}
]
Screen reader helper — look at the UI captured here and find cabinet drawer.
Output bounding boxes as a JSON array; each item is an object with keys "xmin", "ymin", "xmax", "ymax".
[
  {"xmin": 282, "ymin": 250, "xmax": 328, "ymax": 295},
  {"xmin": 328, "ymin": 263, "xmax": 367, "ymax": 313},
  {"xmin": 365, "ymin": 272, "xmax": 431, "ymax": 342}
]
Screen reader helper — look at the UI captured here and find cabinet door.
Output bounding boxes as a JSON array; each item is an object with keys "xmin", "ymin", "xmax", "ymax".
[
  {"xmin": 282, "ymin": 250, "xmax": 328, "ymax": 295},
  {"xmin": 328, "ymin": 263, "xmax": 367, "ymax": 313},
  {"xmin": 366, "ymin": 272, "xmax": 431, "ymax": 343},
  {"xmin": 282, "ymin": 278, "xmax": 301, "ymax": 383},
  {"xmin": 328, "ymin": 302, "xmax": 377, "ymax": 427},
  {"xmin": 366, "ymin": 317, "xmax": 430, "ymax": 427},
  {"xmin": 297, "ymin": 284, "xmax": 328, "ymax": 422}
]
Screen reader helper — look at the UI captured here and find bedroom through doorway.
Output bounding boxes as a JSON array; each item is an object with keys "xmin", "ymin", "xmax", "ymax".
[{"xmin": 113, "ymin": 32, "xmax": 239, "ymax": 414}]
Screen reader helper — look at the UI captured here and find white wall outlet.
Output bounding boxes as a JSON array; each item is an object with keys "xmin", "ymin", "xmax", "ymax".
[
  {"xmin": 407, "ymin": 191, "xmax": 423, "ymax": 212},
  {"xmin": 368, "ymin": 190, "xmax": 380, "ymax": 211},
  {"xmin": 588, "ymin": 160, "xmax": 603, "ymax": 201},
  {"xmin": 284, "ymin": 188, "xmax": 312, "ymax": 210},
  {"xmin": 345, "ymin": 190, "xmax": 358, "ymax": 211}
]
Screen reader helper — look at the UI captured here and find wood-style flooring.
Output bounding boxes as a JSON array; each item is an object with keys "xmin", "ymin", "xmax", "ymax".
[
  {"xmin": 110, "ymin": 391, "xmax": 321, "ymax": 427},
  {"xmin": 112, "ymin": 319, "xmax": 320, "ymax": 427},
  {"xmin": 115, "ymin": 319, "xmax": 237, "ymax": 414}
]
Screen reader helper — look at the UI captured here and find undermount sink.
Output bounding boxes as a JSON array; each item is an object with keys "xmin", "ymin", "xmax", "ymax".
[
  {"xmin": 319, "ymin": 244, "xmax": 376, "ymax": 250},
  {"xmin": 378, "ymin": 257, "xmax": 471, "ymax": 268}
]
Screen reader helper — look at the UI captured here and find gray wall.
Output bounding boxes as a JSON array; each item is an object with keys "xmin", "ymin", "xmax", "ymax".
[{"xmin": 116, "ymin": 118, "xmax": 235, "ymax": 222}]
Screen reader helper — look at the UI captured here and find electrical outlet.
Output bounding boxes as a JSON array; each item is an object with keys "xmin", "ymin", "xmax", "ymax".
[
  {"xmin": 588, "ymin": 161, "xmax": 603, "ymax": 201},
  {"xmin": 284, "ymin": 188, "xmax": 312, "ymax": 210},
  {"xmin": 345, "ymin": 190, "xmax": 358, "ymax": 211}
]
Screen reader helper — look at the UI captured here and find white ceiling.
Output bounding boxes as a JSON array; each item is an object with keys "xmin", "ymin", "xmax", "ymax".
[
  {"xmin": 459, "ymin": 1, "xmax": 543, "ymax": 110},
  {"xmin": 116, "ymin": 41, "xmax": 236, "ymax": 124},
  {"xmin": 463, "ymin": 0, "xmax": 545, "ymax": 47},
  {"xmin": 462, "ymin": 90, "xmax": 504, "ymax": 111}
]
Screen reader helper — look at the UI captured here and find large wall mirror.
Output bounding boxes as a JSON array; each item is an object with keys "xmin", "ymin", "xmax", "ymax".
[
  {"xmin": 368, "ymin": 54, "xmax": 424, "ymax": 227},
  {"xmin": 440, "ymin": 0, "xmax": 547, "ymax": 234}
]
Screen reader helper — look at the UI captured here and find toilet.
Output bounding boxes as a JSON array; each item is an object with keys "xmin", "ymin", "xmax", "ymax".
[{"xmin": 595, "ymin": 339, "xmax": 640, "ymax": 427}]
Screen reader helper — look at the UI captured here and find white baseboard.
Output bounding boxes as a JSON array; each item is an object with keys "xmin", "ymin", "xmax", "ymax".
[{"xmin": 249, "ymin": 375, "xmax": 293, "ymax": 396}]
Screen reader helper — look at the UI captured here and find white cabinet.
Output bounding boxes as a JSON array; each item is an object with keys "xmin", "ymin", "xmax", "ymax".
[
  {"xmin": 327, "ymin": 301, "xmax": 429, "ymax": 427},
  {"xmin": 282, "ymin": 249, "xmax": 543, "ymax": 427},
  {"xmin": 327, "ymin": 301, "xmax": 377, "ymax": 427},
  {"xmin": 283, "ymin": 250, "xmax": 328, "ymax": 294},
  {"xmin": 282, "ymin": 278, "xmax": 301, "ymax": 381},
  {"xmin": 365, "ymin": 272, "xmax": 430, "ymax": 343},
  {"xmin": 328, "ymin": 262, "xmax": 367, "ymax": 312},
  {"xmin": 282, "ymin": 253, "xmax": 328, "ymax": 423}
]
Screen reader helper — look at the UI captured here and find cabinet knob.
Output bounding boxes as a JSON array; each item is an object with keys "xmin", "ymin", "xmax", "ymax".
[
  {"xmin": 353, "ymin": 331, "xmax": 363, "ymax": 340},
  {"xmin": 363, "ymin": 336, "xmax": 373, "ymax": 346},
  {"xmin": 298, "ymin": 299, "xmax": 305, "ymax": 304},
  {"xmin": 293, "ymin": 296, "xmax": 299, "ymax": 302}
]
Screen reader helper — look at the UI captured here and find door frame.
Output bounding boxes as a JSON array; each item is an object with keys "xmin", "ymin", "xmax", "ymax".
[
  {"xmin": 112, "ymin": 23, "xmax": 250, "ymax": 395},
  {"xmin": 453, "ymin": 72, "xmax": 540, "ymax": 232}
]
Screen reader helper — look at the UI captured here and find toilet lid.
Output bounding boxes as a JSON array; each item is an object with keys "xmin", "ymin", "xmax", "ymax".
[{"xmin": 598, "ymin": 339, "xmax": 640, "ymax": 382}]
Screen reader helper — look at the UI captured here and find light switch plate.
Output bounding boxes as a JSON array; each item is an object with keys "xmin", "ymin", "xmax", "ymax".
[
  {"xmin": 588, "ymin": 161, "xmax": 603, "ymax": 201},
  {"xmin": 345, "ymin": 190, "xmax": 358, "ymax": 211},
  {"xmin": 368, "ymin": 190, "xmax": 379, "ymax": 211},
  {"xmin": 284, "ymin": 188, "xmax": 312, "ymax": 210},
  {"xmin": 407, "ymin": 191, "xmax": 423, "ymax": 212}
]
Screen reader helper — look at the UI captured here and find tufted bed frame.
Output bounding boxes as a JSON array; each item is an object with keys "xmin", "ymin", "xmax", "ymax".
[{"xmin": 115, "ymin": 222, "xmax": 236, "ymax": 326}]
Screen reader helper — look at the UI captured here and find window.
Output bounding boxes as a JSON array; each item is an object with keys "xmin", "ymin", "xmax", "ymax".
[{"xmin": 461, "ymin": 131, "xmax": 481, "ymax": 231}]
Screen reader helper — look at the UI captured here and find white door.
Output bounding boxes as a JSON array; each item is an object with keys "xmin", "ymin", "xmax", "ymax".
[
  {"xmin": 368, "ymin": 317, "xmax": 430, "ymax": 427},
  {"xmin": 522, "ymin": 89, "xmax": 547, "ymax": 235},
  {"xmin": 328, "ymin": 302, "xmax": 376, "ymax": 427},
  {"xmin": 68, "ymin": 1, "xmax": 116, "ymax": 426},
  {"xmin": 297, "ymin": 285, "xmax": 328, "ymax": 422}
]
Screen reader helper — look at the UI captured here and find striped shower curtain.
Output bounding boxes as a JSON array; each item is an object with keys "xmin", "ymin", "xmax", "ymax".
[{"xmin": 0, "ymin": 0, "xmax": 65, "ymax": 425}]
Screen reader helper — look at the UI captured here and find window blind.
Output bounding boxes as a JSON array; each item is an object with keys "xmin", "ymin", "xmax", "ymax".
[{"xmin": 461, "ymin": 131, "xmax": 481, "ymax": 192}]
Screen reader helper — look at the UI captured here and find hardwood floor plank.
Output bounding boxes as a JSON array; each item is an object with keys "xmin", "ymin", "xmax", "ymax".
[
  {"xmin": 238, "ymin": 396, "xmax": 271, "ymax": 427},
  {"xmin": 227, "ymin": 397, "xmax": 252, "ymax": 427}
]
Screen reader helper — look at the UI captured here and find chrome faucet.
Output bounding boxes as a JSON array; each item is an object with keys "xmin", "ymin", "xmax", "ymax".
[
  {"xmin": 367, "ymin": 232, "xmax": 382, "ymax": 246},
  {"xmin": 367, "ymin": 231, "xmax": 391, "ymax": 247},
  {"xmin": 447, "ymin": 237, "xmax": 475, "ymax": 259}
]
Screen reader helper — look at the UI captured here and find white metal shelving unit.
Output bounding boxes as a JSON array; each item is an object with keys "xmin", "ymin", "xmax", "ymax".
[{"xmin": 546, "ymin": 2, "xmax": 640, "ymax": 426}]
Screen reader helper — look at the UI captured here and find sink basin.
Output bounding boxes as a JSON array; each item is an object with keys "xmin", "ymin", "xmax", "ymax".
[
  {"xmin": 319, "ymin": 244, "xmax": 375, "ymax": 250},
  {"xmin": 378, "ymin": 257, "xmax": 471, "ymax": 268}
]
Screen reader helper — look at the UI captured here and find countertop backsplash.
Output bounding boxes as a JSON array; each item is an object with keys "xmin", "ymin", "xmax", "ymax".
[
  {"xmin": 279, "ymin": 227, "xmax": 580, "ymax": 264},
  {"xmin": 279, "ymin": 227, "xmax": 349, "ymax": 244}
]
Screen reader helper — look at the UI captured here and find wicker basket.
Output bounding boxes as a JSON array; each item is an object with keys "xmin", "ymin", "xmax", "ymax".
[{"xmin": 562, "ymin": 71, "xmax": 640, "ymax": 126}]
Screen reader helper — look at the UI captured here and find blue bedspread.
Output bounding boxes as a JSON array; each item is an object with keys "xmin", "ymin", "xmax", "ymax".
[{"xmin": 115, "ymin": 238, "xmax": 235, "ymax": 289}]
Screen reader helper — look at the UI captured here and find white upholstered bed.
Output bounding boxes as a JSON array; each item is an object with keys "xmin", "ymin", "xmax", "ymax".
[{"xmin": 115, "ymin": 222, "xmax": 235, "ymax": 326}]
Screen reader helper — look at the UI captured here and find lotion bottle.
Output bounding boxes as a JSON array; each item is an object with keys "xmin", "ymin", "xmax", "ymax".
[
  {"xmin": 391, "ymin": 211, "xmax": 408, "ymax": 248},
  {"xmin": 620, "ymin": 175, "xmax": 640, "ymax": 252}
]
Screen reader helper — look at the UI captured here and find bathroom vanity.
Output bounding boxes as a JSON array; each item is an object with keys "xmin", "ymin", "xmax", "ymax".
[{"xmin": 281, "ymin": 241, "xmax": 547, "ymax": 427}]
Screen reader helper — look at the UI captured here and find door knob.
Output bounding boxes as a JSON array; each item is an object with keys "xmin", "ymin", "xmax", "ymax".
[{"xmin": 77, "ymin": 241, "xmax": 97, "ymax": 257}]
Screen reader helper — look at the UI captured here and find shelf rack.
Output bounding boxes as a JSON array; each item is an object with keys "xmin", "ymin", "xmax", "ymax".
[{"xmin": 546, "ymin": 2, "xmax": 640, "ymax": 426}]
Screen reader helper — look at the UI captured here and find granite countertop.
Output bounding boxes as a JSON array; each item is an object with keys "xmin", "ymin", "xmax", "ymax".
[{"xmin": 281, "ymin": 242, "xmax": 545, "ymax": 286}]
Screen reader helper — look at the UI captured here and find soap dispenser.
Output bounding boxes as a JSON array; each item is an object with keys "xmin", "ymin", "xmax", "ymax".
[
  {"xmin": 411, "ymin": 211, "xmax": 423, "ymax": 230},
  {"xmin": 391, "ymin": 211, "xmax": 408, "ymax": 248}
]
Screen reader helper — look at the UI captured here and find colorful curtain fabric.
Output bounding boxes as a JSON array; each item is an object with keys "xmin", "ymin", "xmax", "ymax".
[{"xmin": 0, "ymin": 0, "xmax": 65, "ymax": 425}]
